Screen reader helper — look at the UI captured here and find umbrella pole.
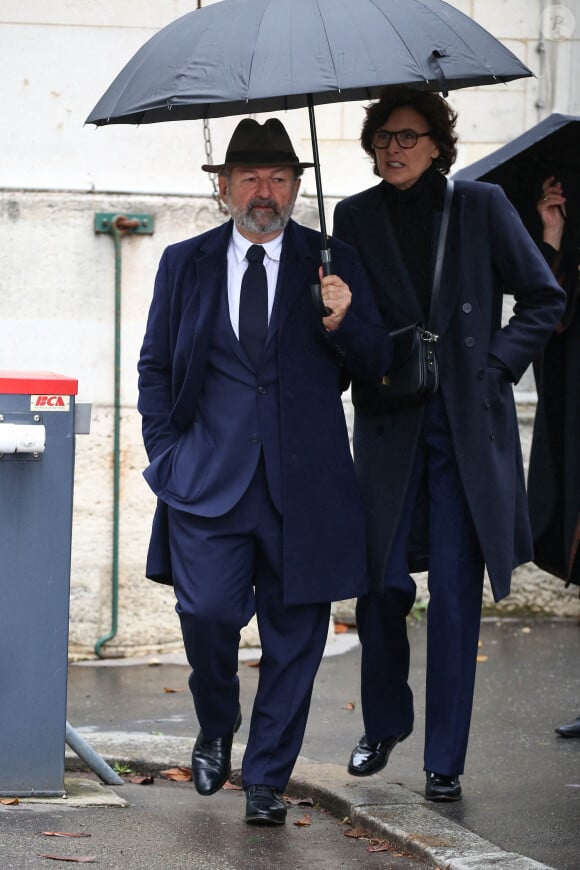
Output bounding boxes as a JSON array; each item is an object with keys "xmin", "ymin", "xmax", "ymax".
[
  {"xmin": 308, "ymin": 95, "xmax": 332, "ymax": 315},
  {"xmin": 307, "ymin": 95, "xmax": 331, "ymax": 274}
]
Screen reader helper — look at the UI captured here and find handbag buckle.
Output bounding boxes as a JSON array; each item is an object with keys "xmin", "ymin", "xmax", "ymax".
[{"xmin": 421, "ymin": 330, "xmax": 439, "ymax": 343}]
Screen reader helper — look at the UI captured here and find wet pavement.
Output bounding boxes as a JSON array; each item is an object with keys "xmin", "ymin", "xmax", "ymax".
[
  {"xmin": 1, "ymin": 618, "xmax": 578, "ymax": 868},
  {"xmin": 0, "ymin": 775, "xmax": 426, "ymax": 870}
]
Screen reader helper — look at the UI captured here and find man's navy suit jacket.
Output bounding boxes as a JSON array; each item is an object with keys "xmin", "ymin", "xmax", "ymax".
[{"xmin": 137, "ymin": 218, "xmax": 391, "ymax": 605}]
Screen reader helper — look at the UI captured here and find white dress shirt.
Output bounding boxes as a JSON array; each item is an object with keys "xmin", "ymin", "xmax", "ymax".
[{"xmin": 227, "ymin": 225, "xmax": 283, "ymax": 338}]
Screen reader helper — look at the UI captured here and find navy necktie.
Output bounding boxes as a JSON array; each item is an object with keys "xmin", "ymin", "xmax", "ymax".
[{"xmin": 239, "ymin": 244, "xmax": 268, "ymax": 369}]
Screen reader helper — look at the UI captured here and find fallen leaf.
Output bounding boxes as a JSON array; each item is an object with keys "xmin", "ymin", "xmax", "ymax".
[
  {"xmin": 521, "ymin": 626, "xmax": 531, "ymax": 634},
  {"xmin": 342, "ymin": 701, "xmax": 355, "ymax": 711},
  {"xmin": 38, "ymin": 833, "xmax": 91, "ymax": 839},
  {"xmin": 160, "ymin": 767, "xmax": 192, "ymax": 782},
  {"xmin": 476, "ymin": 655, "xmax": 488, "ymax": 663},
  {"xmin": 245, "ymin": 659, "xmax": 261, "ymax": 668},
  {"xmin": 223, "ymin": 780, "xmax": 242, "ymax": 791},
  {"xmin": 163, "ymin": 687, "xmax": 185, "ymax": 693},
  {"xmin": 128, "ymin": 774, "xmax": 154, "ymax": 785},
  {"xmin": 367, "ymin": 841, "xmax": 391, "ymax": 853},
  {"xmin": 39, "ymin": 857, "xmax": 97, "ymax": 863},
  {"xmin": 283, "ymin": 795, "xmax": 314, "ymax": 806},
  {"xmin": 0, "ymin": 797, "xmax": 19, "ymax": 805},
  {"xmin": 293, "ymin": 813, "xmax": 312, "ymax": 827},
  {"xmin": 333, "ymin": 622, "xmax": 349, "ymax": 634},
  {"xmin": 344, "ymin": 825, "xmax": 369, "ymax": 839}
]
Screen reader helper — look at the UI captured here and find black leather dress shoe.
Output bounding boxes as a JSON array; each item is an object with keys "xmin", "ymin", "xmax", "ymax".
[
  {"xmin": 555, "ymin": 716, "xmax": 580, "ymax": 738},
  {"xmin": 245, "ymin": 784, "xmax": 287, "ymax": 825},
  {"xmin": 425, "ymin": 771, "xmax": 462, "ymax": 801},
  {"xmin": 192, "ymin": 707, "xmax": 242, "ymax": 796},
  {"xmin": 348, "ymin": 731, "xmax": 411, "ymax": 777}
]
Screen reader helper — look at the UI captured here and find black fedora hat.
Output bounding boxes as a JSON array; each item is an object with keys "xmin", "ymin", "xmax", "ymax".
[{"xmin": 202, "ymin": 117, "xmax": 314, "ymax": 172}]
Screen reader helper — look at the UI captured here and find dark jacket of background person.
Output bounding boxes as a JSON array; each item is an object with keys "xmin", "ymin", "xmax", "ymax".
[
  {"xmin": 528, "ymin": 216, "xmax": 580, "ymax": 588},
  {"xmin": 333, "ymin": 179, "xmax": 566, "ymax": 602},
  {"xmin": 138, "ymin": 217, "xmax": 390, "ymax": 606}
]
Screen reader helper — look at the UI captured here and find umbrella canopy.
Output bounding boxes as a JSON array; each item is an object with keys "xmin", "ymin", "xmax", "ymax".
[
  {"xmin": 86, "ymin": 0, "xmax": 532, "ymax": 293},
  {"xmin": 87, "ymin": 0, "xmax": 531, "ymax": 126},
  {"xmin": 453, "ymin": 113, "xmax": 580, "ymax": 236}
]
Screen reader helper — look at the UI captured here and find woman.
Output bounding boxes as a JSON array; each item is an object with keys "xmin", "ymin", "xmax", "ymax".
[
  {"xmin": 528, "ymin": 175, "xmax": 580, "ymax": 589},
  {"xmin": 333, "ymin": 87, "xmax": 565, "ymax": 801},
  {"xmin": 528, "ymin": 176, "xmax": 580, "ymax": 741}
]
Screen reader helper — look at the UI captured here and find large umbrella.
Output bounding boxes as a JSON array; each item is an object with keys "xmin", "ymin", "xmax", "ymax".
[
  {"xmin": 86, "ymin": 0, "xmax": 532, "ymax": 294},
  {"xmin": 453, "ymin": 113, "xmax": 580, "ymax": 238}
]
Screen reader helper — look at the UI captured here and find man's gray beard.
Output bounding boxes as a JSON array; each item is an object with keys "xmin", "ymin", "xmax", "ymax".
[{"xmin": 224, "ymin": 194, "xmax": 295, "ymax": 235}]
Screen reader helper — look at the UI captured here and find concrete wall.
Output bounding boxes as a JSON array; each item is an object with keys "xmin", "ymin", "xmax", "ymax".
[{"xmin": 1, "ymin": 2, "xmax": 578, "ymax": 659}]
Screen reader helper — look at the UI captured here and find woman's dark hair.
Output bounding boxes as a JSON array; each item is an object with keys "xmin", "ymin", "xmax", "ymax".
[{"xmin": 361, "ymin": 86, "xmax": 458, "ymax": 176}]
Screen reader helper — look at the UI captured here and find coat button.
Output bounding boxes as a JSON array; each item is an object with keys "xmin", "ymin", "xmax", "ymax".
[
  {"xmin": 257, "ymin": 386, "xmax": 266, "ymax": 395},
  {"xmin": 250, "ymin": 434, "xmax": 260, "ymax": 445},
  {"xmin": 477, "ymin": 369, "xmax": 485, "ymax": 380},
  {"xmin": 484, "ymin": 398, "xmax": 491, "ymax": 409},
  {"xmin": 465, "ymin": 336, "xmax": 475, "ymax": 347},
  {"xmin": 462, "ymin": 303, "xmax": 472, "ymax": 314}
]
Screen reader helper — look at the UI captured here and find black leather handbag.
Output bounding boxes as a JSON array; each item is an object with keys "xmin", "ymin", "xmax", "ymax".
[
  {"xmin": 378, "ymin": 179, "xmax": 454, "ymax": 410},
  {"xmin": 380, "ymin": 322, "xmax": 440, "ymax": 406}
]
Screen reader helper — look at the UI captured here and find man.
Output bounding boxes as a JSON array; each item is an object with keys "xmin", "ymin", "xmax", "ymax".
[{"xmin": 137, "ymin": 118, "xmax": 391, "ymax": 825}]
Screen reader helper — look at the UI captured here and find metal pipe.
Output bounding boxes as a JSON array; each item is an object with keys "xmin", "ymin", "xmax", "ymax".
[
  {"xmin": 94, "ymin": 220, "xmax": 123, "ymax": 657},
  {"xmin": 93, "ymin": 214, "xmax": 147, "ymax": 658},
  {"xmin": 65, "ymin": 722, "xmax": 125, "ymax": 785}
]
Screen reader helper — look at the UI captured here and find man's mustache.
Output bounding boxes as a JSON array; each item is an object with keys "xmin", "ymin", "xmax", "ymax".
[{"xmin": 248, "ymin": 197, "xmax": 280, "ymax": 214}]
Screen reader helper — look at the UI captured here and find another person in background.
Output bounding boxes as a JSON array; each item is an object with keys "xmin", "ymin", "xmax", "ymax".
[
  {"xmin": 528, "ymin": 176, "xmax": 580, "ymax": 740},
  {"xmin": 138, "ymin": 118, "xmax": 391, "ymax": 825},
  {"xmin": 333, "ymin": 86, "xmax": 566, "ymax": 801}
]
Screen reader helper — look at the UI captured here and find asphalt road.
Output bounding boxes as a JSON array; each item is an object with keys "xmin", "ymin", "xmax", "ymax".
[{"xmin": 64, "ymin": 618, "xmax": 580, "ymax": 869}]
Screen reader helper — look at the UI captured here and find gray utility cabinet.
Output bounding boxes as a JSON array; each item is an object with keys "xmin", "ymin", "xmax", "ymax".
[{"xmin": 0, "ymin": 371, "xmax": 85, "ymax": 797}]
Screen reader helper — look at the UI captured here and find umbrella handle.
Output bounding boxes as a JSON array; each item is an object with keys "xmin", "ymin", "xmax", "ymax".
[{"xmin": 311, "ymin": 248, "xmax": 332, "ymax": 316}]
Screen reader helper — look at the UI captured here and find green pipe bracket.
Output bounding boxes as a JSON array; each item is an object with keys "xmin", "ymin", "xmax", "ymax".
[
  {"xmin": 94, "ymin": 212, "xmax": 154, "ymax": 658},
  {"xmin": 95, "ymin": 213, "xmax": 155, "ymax": 236}
]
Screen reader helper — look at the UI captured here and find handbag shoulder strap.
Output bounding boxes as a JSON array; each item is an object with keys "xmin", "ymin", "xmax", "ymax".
[{"xmin": 428, "ymin": 178, "xmax": 454, "ymax": 328}]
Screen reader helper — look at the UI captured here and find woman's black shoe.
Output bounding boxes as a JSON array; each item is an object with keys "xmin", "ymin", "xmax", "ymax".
[
  {"xmin": 425, "ymin": 771, "xmax": 462, "ymax": 801},
  {"xmin": 555, "ymin": 716, "xmax": 580, "ymax": 738},
  {"xmin": 348, "ymin": 731, "xmax": 411, "ymax": 777}
]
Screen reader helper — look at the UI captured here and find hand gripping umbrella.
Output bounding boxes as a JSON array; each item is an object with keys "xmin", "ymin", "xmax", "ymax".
[{"xmin": 86, "ymin": 0, "xmax": 532, "ymax": 308}]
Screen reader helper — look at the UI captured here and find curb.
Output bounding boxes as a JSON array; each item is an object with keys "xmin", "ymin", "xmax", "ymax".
[{"xmin": 66, "ymin": 731, "xmax": 554, "ymax": 870}]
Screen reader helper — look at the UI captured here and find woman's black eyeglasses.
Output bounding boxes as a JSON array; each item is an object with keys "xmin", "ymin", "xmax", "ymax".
[{"xmin": 372, "ymin": 129, "xmax": 432, "ymax": 150}]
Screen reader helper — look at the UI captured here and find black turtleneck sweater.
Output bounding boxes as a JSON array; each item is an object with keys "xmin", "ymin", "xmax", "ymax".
[{"xmin": 381, "ymin": 166, "xmax": 446, "ymax": 319}]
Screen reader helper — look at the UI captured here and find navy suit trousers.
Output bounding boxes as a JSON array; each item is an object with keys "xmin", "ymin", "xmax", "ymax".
[
  {"xmin": 356, "ymin": 392, "xmax": 484, "ymax": 775},
  {"xmin": 167, "ymin": 457, "xmax": 330, "ymax": 791}
]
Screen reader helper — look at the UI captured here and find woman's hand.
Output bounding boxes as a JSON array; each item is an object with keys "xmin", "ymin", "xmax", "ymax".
[{"xmin": 537, "ymin": 176, "xmax": 566, "ymax": 250}]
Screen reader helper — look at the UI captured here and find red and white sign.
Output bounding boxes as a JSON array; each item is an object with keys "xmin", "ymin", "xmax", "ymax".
[{"xmin": 31, "ymin": 395, "xmax": 71, "ymax": 411}]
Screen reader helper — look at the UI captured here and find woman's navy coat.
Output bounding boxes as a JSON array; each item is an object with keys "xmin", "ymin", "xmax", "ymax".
[
  {"xmin": 333, "ymin": 179, "xmax": 566, "ymax": 602},
  {"xmin": 138, "ymin": 218, "xmax": 392, "ymax": 606}
]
